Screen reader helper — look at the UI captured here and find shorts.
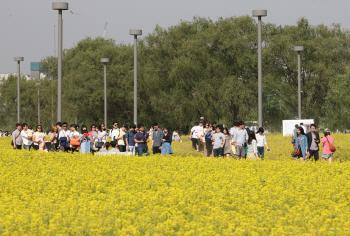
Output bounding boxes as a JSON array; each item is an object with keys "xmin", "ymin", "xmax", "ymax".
[
  {"xmin": 236, "ymin": 145, "xmax": 245, "ymax": 157},
  {"xmin": 322, "ymin": 153, "xmax": 333, "ymax": 159},
  {"xmin": 191, "ymin": 138, "xmax": 199, "ymax": 147}
]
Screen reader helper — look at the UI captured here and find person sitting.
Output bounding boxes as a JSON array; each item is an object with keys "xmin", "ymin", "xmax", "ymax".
[
  {"xmin": 108, "ymin": 141, "xmax": 120, "ymax": 154},
  {"xmin": 99, "ymin": 142, "xmax": 110, "ymax": 152}
]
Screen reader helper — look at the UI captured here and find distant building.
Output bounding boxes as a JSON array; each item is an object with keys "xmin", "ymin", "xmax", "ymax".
[{"xmin": 31, "ymin": 62, "xmax": 41, "ymax": 80}]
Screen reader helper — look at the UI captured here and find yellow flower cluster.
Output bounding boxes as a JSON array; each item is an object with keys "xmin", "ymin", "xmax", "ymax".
[{"xmin": 0, "ymin": 134, "xmax": 349, "ymax": 235}]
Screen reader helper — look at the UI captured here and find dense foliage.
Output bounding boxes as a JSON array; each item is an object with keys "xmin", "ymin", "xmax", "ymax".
[{"xmin": 1, "ymin": 16, "xmax": 350, "ymax": 132}]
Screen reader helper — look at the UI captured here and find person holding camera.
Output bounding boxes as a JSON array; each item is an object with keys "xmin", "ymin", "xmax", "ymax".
[{"xmin": 134, "ymin": 123, "xmax": 150, "ymax": 156}]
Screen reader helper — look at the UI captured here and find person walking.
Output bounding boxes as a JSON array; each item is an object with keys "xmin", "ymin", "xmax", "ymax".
[
  {"xmin": 321, "ymin": 131, "xmax": 334, "ymax": 163},
  {"xmin": 190, "ymin": 122, "xmax": 199, "ymax": 151},
  {"xmin": 151, "ymin": 122, "xmax": 163, "ymax": 154},
  {"xmin": 247, "ymin": 130, "xmax": 258, "ymax": 160},
  {"xmin": 212, "ymin": 126, "xmax": 225, "ymax": 157},
  {"xmin": 21, "ymin": 123, "xmax": 33, "ymax": 150},
  {"xmin": 50, "ymin": 126, "xmax": 58, "ymax": 152},
  {"xmin": 291, "ymin": 127, "xmax": 309, "ymax": 162},
  {"xmin": 33, "ymin": 125, "xmax": 45, "ymax": 151},
  {"xmin": 256, "ymin": 127, "xmax": 269, "ymax": 159},
  {"xmin": 223, "ymin": 127, "xmax": 231, "ymax": 159},
  {"xmin": 231, "ymin": 121, "xmax": 248, "ymax": 159},
  {"xmin": 204, "ymin": 123, "xmax": 213, "ymax": 157},
  {"xmin": 12, "ymin": 123, "xmax": 23, "ymax": 150},
  {"xmin": 134, "ymin": 123, "xmax": 150, "ymax": 156},
  {"xmin": 306, "ymin": 124, "xmax": 320, "ymax": 161},
  {"xmin": 161, "ymin": 126, "xmax": 173, "ymax": 156}
]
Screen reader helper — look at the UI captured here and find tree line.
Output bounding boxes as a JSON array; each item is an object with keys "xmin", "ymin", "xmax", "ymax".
[{"xmin": 1, "ymin": 16, "xmax": 350, "ymax": 132}]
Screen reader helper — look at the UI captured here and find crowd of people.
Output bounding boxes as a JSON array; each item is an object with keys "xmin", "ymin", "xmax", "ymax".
[
  {"xmin": 189, "ymin": 121, "xmax": 335, "ymax": 162},
  {"xmin": 7, "ymin": 122, "xmax": 182, "ymax": 156},
  {"xmin": 4, "ymin": 120, "xmax": 335, "ymax": 162},
  {"xmin": 189, "ymin": 121, "xmax": 269, "ymax": 159}
]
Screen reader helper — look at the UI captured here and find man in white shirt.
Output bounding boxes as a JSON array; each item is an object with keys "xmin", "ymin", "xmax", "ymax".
[
  {"xmin": 190, "ymin": 122, "xmax": 199, "ymax": 151},
  {"xmin": 108, "ymin": 121, "xmax": 119, "ymax": 141},
  {"xmin": 196, "ymin": 121, "xmax": 204, "ymax": 152},
  {"xmin": 21, "ymin": 123, "xmax": 33, "ymax": 150}
]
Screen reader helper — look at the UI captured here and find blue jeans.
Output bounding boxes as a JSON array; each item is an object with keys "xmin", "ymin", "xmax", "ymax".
[
  {"xmin": 257, "ymin": 147, "xmax": 264, "ymax": 159},
  {"xmin": 138, "ymin": 147, "xmax": 150, "ymax": 156},
  {"xmin": 23, "ymin": 144, "xmax": 31, "ymax": 150},
  {"xmin": 213, "ymin": 148, "xmax": 223, "ymax": 157}
]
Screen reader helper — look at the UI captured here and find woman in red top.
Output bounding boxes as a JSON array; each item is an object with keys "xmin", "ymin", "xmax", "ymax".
[{"xmin": 321, "ymin": 131, "xmax": 334, "ymax": 163}]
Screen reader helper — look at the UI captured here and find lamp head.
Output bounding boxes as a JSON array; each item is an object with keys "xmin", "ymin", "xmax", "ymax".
[
  {"xmin": 52, "ymin": 2, "xmax": 69, "ymax": 10},
  {"xmin": 252, "ymin": 10, "xmax": 267, "ymax": 17},
  {"xmin": 294, "ymin": 46, "xmax": 304, "ymax": 52},
  {"xmin": 101, "ymin": 58, "xmax": 110, "ymax": 63},
  {"xmin": 129, "ymin": 29, "xmax": 142, "ymax": 36},
  {"xmin": 14, "ymin": 57, "xmax": 24, "ymax": 61}
]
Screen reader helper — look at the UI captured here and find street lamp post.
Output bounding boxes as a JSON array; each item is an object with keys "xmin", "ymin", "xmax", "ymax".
[
  {"xmin": 52, "ymin": 2, "xmax": 68, "ymax": 123},
  {"xmin": 101, "ymin": 58, "xmax": 110, "ymax": 128},
  {"xmin": 129, "ymin": 29, "xmax": 142, "ymax": 125},
  {"xmin": 294, "ymin": 46, "xmax": 304, "ymax": 120},
  {"xmin": 36, "ymin": 83, "xmax": 42, "ymax": 124},
  {"xmin": 14, "ymin": 57, "xmax": 24, "ymax": 123},
  {"xmin": 252, "ymin": 10, "xmax": 267, "ymax": 128}
]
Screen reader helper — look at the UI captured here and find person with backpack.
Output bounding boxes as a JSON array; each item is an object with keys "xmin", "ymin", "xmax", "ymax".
[
  {"xmin": 321, "ymin": 131, "xmax": 335, "ymax": 163},
  {"xmin": 291, "ymin": 127, "xmax": 309, "ymax": 162}
]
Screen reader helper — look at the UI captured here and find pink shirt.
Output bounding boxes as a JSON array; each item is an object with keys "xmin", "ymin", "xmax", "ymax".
[{"xmin": 322, "ymin": 136, "xmax": 334, "ymax": 154}]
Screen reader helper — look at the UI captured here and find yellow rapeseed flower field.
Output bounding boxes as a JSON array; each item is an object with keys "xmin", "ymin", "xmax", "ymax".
[{"xmin": 0, "ymin": 134, "xmax": 349, "ymax": 235}]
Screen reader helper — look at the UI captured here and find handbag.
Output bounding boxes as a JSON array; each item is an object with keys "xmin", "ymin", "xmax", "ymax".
[
  {"xmin": 292, "ymin": 136, "xmax": 302, "ymax": 157},
  {"xmin": 95, "ymin": 139, "xmax": 103, "ymax": 149},
  {"xmin": 59, "ymin": 137, "xmax": 67, "ymax": 146},
  {"xmin": 325, "ymin": 136, "xmax": 336, "ymax": 152},
  {"xmin": 70, "ymin": 138, "xmax": 80, "ymax": 146}
]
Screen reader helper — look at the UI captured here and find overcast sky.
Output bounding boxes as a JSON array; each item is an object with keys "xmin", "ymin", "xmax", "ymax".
[{"xmin": 1, "ymin": 0, "xmax": 348, "ymax": 74}]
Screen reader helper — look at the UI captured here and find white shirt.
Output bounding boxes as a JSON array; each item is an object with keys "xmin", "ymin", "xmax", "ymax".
[
  {"xmin": 256, "ymin": 133, "xmax": 267, "ymax": 147},
  {"xmin": 69, "ymin": 131, "xmax": 79, "ymax": 147},
  {"xmin": 21, "ymin": 130, "xmax": 33, "ymax": 145},
  {"xmin": 196, "ymin": 126, "xmax": 204, "ymax": 138},
  {"xmin": 98, "ymin": 130, "xmax": 107, "ymax": 143},
  {"xmin": 191, "ymin": 126, "xmax": 198, "ymax": 139},
  {"xmin": 59, "ymin": 130, "xmax": 71, "ymax": 140},
  {"xmin": 229, "ymin": 127, "xmax": 236, "ymax": 137},
  {"xmin": 109, "ymin": 128, "xmax": 119, "ymax": 141}
]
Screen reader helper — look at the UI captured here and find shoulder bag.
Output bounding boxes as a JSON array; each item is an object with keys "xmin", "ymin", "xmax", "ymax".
[
  {"xmin": 59, "ymin": 131, "xmax": 68, "ymax": 146},
  {"xmin": 325, "ymin": 136, "xmax": 336, "ymax": 152},
  {"xmin": 292, "ymin": 136, "xmax": 302, "ymax": 157}
]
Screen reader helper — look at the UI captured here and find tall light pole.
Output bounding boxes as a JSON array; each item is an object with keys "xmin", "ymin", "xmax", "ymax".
[
  {"xmin": 36, "ymin": 83, "xmax": 42, "ymax": 124},
  {"xmin": 14, "ymin": 57, "xmax": 24, "ymax": 123},
  {"xmin": 252, "ymin": 10, "xmax": 267, "ymax": 128},
  {"xmin": 294, "ymin": 46, "xmax": 304, "ymax": 120},
  {"xmin": 101, "ymin": 58, "xmax": 110, "ymax": 128},
  {"xmin": 52, "ymin": 2, "xmax": 68, "ymax": 123},
  {"xmin": 129, "ymin": 29, "xmax": 142, "ymax": 125}
]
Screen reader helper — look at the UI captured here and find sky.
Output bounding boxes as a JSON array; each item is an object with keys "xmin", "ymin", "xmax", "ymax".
[{"xmin": 1, "ymin": 0, "xmax": 349, "ymax": 74}]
